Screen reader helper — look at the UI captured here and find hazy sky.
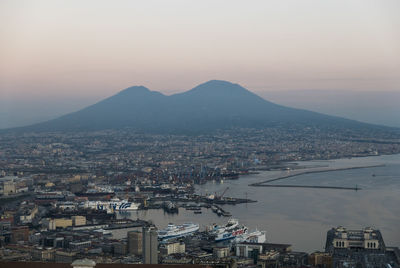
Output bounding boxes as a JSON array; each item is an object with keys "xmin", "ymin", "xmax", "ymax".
[{"xmin": 1, "ymin": 0, "xmax": 400, "ymax": 128}]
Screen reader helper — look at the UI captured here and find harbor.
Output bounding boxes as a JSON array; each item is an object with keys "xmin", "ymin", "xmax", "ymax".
[
  {"xmin": 156, "ymin": 218, "xmax": 266, "ymax": 244},
  {"xmin": 106, "ymin": 154, "xmax": 400, "ymax": 253}
]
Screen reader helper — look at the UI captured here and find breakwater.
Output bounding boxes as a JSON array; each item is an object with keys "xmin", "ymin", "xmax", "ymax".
[
  {"xmin": 252, "ymin": 184, "xmax": 360, "ymax": 190},
  {"xmin": 249, "ymin": 164, "xmax": 385, "ymax": 189}
]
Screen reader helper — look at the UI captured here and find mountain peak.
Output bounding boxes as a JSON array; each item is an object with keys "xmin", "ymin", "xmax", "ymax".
[
  {"xmin": 201, "ymin": 80, "xmax": 238, "ymax": 86},
  {"xmin": 196, "ymin": 79, "xmax": 241, "ymax": 89},
  {"xmin": 120, "ymin": 85, "xmax": 150, "ymax": 94},
  {"xmin": 186, "ymin": 80, "xmax": 250, "ymax": 96},
  {"xmin": 114, "ymin": 85, "xmax": 165, "ymax": 99}
]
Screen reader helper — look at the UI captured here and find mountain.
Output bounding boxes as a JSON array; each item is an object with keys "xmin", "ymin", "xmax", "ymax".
[{"xmin": 8, "ymin": 80, "xmax": 395, "ymax": 133}]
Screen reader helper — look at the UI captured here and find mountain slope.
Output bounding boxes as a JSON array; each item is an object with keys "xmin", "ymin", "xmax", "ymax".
[{"xmin": 10, "ymin": 80, "xmax": 392, "ymax": 133}]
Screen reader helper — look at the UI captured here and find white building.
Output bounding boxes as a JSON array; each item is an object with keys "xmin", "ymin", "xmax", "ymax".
[{"xmin": 326, "ymin": 226, "xmax": 385, "ymax": 251}]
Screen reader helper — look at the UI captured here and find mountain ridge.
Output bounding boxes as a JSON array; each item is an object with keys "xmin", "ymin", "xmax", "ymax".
[{"xmin": 4, "ymin": 80, "xmax": 398, "ymax": 134}]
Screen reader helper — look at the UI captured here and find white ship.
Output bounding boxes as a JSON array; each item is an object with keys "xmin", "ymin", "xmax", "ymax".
[
  {"xmin": 209, "ymin": 218, "xmax": 248, "ymax": 242},
  {"xmin": 214, "ymin": 225, "xmax": 248, "ymax": 242},
  {"xmin": 158, "ymin": 223, "xmax": 199, "ymax": 240},
  {"xmin": 209, "ymin": 218, "xmax": 239, "ymax": 233},
  {"xmin": 83, "ymin": 198, "xmax": 140, "ymax": 212},
  {"xmin": 234, "ymin": 229, "xmax": 266, "ymax": 243}
]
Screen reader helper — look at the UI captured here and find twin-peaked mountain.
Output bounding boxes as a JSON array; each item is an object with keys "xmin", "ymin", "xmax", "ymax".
[{"xmin": 14, "ymin": 80, "xmax": 390, "ymax": 133}]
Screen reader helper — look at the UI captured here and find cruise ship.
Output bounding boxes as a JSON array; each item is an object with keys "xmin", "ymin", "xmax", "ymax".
[
  {"xmin": 158, "ymin": 223, "xmax": 199, "ymax": 240},
  {"xmin": 83, "ymin": 198, "xmax": 140, "ymax": 212}
]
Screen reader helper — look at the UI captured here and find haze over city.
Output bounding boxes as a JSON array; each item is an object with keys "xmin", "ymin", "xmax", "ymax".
[
  {"xmin": 1, "ymin": 0, "xmax": 400, "ymax": 128},
  {"xmin": 2, "ymin": 1, "xmax": 400, "ymax": 267}
]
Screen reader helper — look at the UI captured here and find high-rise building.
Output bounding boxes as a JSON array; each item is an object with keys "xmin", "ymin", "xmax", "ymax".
[
  {"xmin": 142, "ymin": 226, "xmax": 158, "ymax": 264},
  {"xmin": 128, "ymin": 230, "xmax": 142, "ymax": 256}
]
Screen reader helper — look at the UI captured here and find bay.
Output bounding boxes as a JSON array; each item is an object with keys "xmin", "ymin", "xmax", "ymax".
[{"xmin": 117, "ymin": 154, "xmax": 400, "ymax": 252}]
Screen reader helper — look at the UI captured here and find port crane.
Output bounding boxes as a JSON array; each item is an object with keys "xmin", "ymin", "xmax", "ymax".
[
  {"xmin": 218, "ymin": 187, "xmax": 229, "ymax": 199},
  {"xmin": 206, "ymin": 187, "xmax": 229, "ymax": 200}
]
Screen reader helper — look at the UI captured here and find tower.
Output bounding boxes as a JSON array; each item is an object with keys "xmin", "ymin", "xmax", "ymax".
[
  {"xmin": 128, "ymin": 230, "xmax": 142, "ymax": 256},
  {"xmin": 142, "ymin": 226, "xmax": 158, "ymax": 264}
]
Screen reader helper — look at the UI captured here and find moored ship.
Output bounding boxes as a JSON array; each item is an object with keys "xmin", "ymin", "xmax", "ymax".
[
  {"xmin": 158, "ymin": 223, "xmax": 199, "ymax": 240},
  {"xmin": 209, "ymin": 218, "xmax": 239, "ymax": 232},
  {"xmin": 214, "ymin": 226, "xmax": 248, "ymax": 242},
  {"xmin": 163, "ymin": 201, "xmax": 179, "ymax": 213},
  {"xmin": 209, "ymin": 218, "xmax": 248, "ymax": 242},
  {"xmin": 83, "ymin": 198, "xmax": 140, "ymax": 213},
  {"xmin": 235, "ymin": 229, "xmax": 266, "ymax": 243}
]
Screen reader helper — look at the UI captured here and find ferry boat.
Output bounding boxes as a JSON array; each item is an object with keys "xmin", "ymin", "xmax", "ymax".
[
  {"xmin": 209, "ymin": 218, "xmax": 239, "ymax": 233},
  {"xmin": 83, "ymin": 198, "xmax": 140, "ymax": 212},
  {"xmin": 209, "ymin": 218, "xmax": 247, "ymax": 242},
  {"xmin": 214, "ymin": 226, "xmax": 248, "ymax": 242},
  {"xmin": 235, "ymin": 229, "xmax": 266, "ymax": 243},
  {"xmin": 158, "ymin": 223, "xmax": 199, "ymax": 240},
  {"xmin": 111, "ymin": 200, "xmax": 140, "ymax": 211}
]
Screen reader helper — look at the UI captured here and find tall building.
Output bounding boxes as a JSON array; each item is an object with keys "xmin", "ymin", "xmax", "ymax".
[
  {"xmin": 128, "ymin": 230, "xmax": 142, "ymax": 256},
  {"xmin": 142, "ymin": 226, "xmax": 158, "ymax": 264}
]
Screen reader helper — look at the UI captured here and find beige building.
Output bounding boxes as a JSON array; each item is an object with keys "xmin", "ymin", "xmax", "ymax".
[
  {"xmin": 160, "ymin": 241, "xmax": 185, "ymax": 255},
  {"xmin": 72, "ymin": 216, "xmax": 86, "ymax": 226},
  {"xmin": 309, "ymin": 252, "xmax": 332, "ymax": 268},
  {"xmin": 32, "ymin": 247, "xmax": 55, "ymax": 261},
  {"xmin": 213, "ymin": 246, "xmax": 230, "ymax": 258},
  {"xmin": 45, "ymin": 218, "xmax": 73, "ymax": 230},
  {"xmin": 3, "ymin": 181, "xmax": 16, "ymax": 196},
  {"xmin": 19, "ymin": 205, "xmax": 38, "ymax": 224},
  {"xmin": 54, "ymin": 250, "xmax": 77, "ymax": 263}
]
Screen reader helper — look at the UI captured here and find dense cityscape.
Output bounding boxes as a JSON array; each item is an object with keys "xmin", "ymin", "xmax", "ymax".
[
  {"xmin": 2, "ymin": 0, "xmax": 400, "ymax": 267},
  {"xmin": 1, "ymin": 128, "xmax": 400, "ymax": 267}
]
